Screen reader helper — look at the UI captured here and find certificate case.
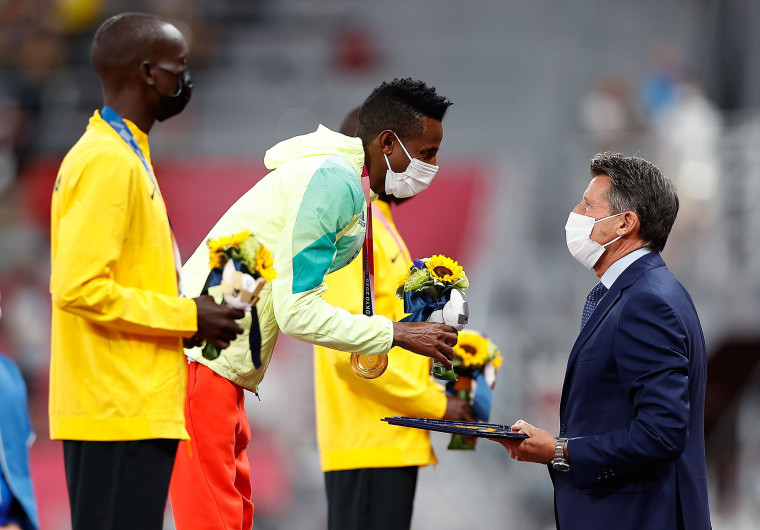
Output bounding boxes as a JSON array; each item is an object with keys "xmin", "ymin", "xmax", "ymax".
[{"xmin": 381, "ymin": 417, "xmax": 529, "ymax": 439}]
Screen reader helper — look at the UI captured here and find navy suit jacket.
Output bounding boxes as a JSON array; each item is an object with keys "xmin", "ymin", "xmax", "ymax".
[{"xmin": 554, "ymin": 252, "xmax": 711, "ymax": 530}]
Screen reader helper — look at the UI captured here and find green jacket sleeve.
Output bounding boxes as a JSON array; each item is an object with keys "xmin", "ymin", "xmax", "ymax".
[{"xmin": 271, "ymin": 165, "xmax": 394, "ymax": 355}]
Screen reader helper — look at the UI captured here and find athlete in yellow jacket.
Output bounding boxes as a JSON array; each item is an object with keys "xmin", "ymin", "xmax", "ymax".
[
  {"xmin": 49, "ymin": 13, "xmax": 243, "ymax": 530},
  {"xmin": 314, "ymin": 112, "xmax": 472, "ymax": 530}
]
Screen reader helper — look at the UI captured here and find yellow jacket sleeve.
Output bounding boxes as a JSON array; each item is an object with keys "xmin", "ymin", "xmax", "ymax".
[{"xmin": 50, "ymin": 151, "xmax": 197, "ymax": 336}]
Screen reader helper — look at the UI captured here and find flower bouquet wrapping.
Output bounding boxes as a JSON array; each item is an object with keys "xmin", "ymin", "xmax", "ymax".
[
  {"xmin": 396, "ymin": 255, "xmax": 469, "ymax": 381},
  {"xmin": 446, "ymin": 330, "xmax": 503, "ymax": 450},
  {"xmin": 199, "ymin": 231, "xmax": 276, "ymax": 366}
]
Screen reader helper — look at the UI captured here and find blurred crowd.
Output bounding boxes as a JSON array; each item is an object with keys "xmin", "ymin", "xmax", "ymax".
[
  {"xmin": 0, "ymin": 0, "xmax": 234, "ymax": 194},
  {"xmin": 579, "ymin": 43, "xmax": 722, "ymax": 279}
]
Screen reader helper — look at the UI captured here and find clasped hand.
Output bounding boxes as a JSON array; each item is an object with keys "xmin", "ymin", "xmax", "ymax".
[{"xmin": 184, "ymin": 295, "xmax": 246, "ymax": 350}]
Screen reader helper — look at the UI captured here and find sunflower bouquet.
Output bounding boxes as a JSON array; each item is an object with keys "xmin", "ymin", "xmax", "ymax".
[
  {"xmin": 200, "ymin": 231, "xmax": 276, "ymax": 363},
  {"xmin": 396, "ymin": 255, "xmax": 469, "ymax": 381},
  {"xmin": 447, "ymin": 330, "xmax": 503, "ymax": 450}
]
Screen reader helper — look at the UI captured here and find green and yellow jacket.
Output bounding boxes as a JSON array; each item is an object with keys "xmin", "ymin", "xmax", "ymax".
[{"xmin": 182, "ymin": 125, "xmax": 394, "ymax": 391}]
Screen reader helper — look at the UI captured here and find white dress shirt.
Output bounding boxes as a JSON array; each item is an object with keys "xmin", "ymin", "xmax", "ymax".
[{"xmin": 600, "ymin": 247, "xmax": 653, "ymax": 289}]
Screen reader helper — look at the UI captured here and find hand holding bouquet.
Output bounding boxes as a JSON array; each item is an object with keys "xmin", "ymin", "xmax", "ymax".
[
  {"xmin": 396, "ymin": 255, "xmax": 469, "ymax": 380},
  {"xmin": 200, "ymin": 231, "xmax": 276, "ymax": 364}
]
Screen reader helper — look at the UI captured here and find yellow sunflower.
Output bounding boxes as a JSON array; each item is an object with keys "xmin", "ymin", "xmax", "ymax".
[
  {"xmin": 490, "ymin": 355, "xmax": 503, "ymax": 370},
  {"xmin": 208, "ymin": 231, "xmax": 252, "ymax": 268},
  {"xmin": 453, "ymin": 331, "xmax": 490, "ymax": 368},
  {"xmin": 484, "ymin": 337, "xmax": 503, "ymax": 370},
  {"xmin": 425, "ymin": 255, "xmax": 464, "ymax": 283},
  {"xmin": 396, "ymin": 264, "xmax": 413, "ymax": 289},
  {"xmin": 255, "ymin": 244, "xmax": 277, "ymax": 282},
  {"xmin": 209, "ymin": 249, "xmax": 225, "ymax": 269}
]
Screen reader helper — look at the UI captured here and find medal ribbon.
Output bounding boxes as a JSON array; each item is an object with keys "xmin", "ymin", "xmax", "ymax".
[
  {"xmin": 100, "ymin": 106, "xmax": 183, "ymax": 292},
  {"xmin": 361, "ymin": 177, "xmax": 375, "ymax": 317}
]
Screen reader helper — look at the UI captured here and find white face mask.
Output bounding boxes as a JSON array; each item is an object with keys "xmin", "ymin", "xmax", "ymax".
[
  {"xmin": 384, "ymin": 133, "xmax": 439, "ymax": 198},
  {"xmin": 565, "ymin": 211, "xmax": 624, "ymax": 269}
]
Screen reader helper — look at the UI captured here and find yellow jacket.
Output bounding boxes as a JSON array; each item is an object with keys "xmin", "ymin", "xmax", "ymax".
[
  {"xmin": 49, "ymin": 111, "xmax": 196, "ymax": 441},
  {"xmin": 314, "ymin": 200, "xmax": 447, "ymax": 472}
]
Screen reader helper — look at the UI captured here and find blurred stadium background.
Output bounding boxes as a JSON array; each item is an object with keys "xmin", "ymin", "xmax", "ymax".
[{"xmin": 1, "ymin": 0, "xmax": 759, "ymax": 528}]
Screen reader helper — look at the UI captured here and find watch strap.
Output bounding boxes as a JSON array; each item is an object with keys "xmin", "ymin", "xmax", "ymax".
[{"xmin": 551, "ymin": 437, "xmax": 570, "ymax": 472}]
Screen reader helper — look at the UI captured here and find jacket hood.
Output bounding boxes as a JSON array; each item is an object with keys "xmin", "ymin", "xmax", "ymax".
[{"xmin": 264, "ymin": 124, "xmax": 365, "ymax": 176}]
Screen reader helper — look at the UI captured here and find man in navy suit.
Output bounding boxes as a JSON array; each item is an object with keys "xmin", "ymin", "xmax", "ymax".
[{"xmin": 494, "ymin": 153, "xmax": 711, "ymax": 529}]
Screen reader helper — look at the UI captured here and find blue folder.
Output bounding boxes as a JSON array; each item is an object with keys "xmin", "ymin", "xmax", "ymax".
[{"xmin": 381, "ymin": 417, "xmax": 529, "ymax": 439}]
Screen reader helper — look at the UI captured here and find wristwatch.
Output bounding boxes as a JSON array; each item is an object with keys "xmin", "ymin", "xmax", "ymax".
[{"xmin": 551, "ymin": 438, "xmax": 570, "ymax": 472}]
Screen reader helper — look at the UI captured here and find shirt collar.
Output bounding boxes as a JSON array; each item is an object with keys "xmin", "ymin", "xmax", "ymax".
[{"xmin": 600, "ymin": 247, "xmax": 652, "ymax": 289}]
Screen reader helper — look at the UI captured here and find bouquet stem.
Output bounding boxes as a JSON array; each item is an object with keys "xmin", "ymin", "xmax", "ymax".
[
  {"xmin": 202, "ymin": 343, "xmax": 220, "ymax": 360},
  {"xmin": 447, "ymin": 433, "xmax": 476, "ymax": 450},
  {"xmin": 431, "ymin": 361, "xmax": 457, "ymax": 381},
  {"xmin": 448, "ymin": 379, "xmax": 476, "ymax": 450},
  {"xmin": 202, "ymin": 299, "xmax": 226, "ymax": 360}
]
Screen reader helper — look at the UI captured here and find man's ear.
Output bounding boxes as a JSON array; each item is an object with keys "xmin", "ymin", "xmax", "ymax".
[
  {"xmin": 617, "ymin": 211, "xmax": 640, "ymax": 237},
  {"xmin": 378, "ymin": 130, "xmax": 396, "ymax": 156},
  {"xmin": 140, "ymin": 61, "xmax": 156, "ymax": 86}
]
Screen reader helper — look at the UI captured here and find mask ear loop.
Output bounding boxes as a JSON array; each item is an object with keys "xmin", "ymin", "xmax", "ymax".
[
  {"xmin": 593, "ymin": 212, "xmax": 625, "ymax": 224},
  {"xmin": 595, "ymin": 212, "xmax": 625, "ymax": 247},
  {"xmin": 392, "ymin": 132, "xmax": 413, "ymax": 161},
  {"xmin": 383, "ymin": 152, "xmax": 393, "ymax": 171},
  {"xmin": 157, "ymin": 65, "xmax": 186, "ymax": 97},
  {"xmin": 384, "ymin": 131, "xmax": 413, "ymax": 171},
  {"xmin": 168, "ymin": 68, "xmax": 184, "ymax": 97},
  {"xmin": 392, "ymin": 132, "xmax": 440, "ymax": 174}
]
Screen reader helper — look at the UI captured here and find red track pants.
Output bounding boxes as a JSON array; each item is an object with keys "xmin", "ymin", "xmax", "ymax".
[{"xmin": 169, "ymin": 362, "xmax": 254, "ymax": 529}]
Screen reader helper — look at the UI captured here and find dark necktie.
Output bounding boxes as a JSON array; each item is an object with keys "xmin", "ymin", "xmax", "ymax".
[{"xmin": 581, "ymin": 282, "xmax": 608, "ymax": 329}]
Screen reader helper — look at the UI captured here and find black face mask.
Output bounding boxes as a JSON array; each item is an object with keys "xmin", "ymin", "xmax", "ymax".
[{"xmin": 154, "ymin": 65, "xmax": 193, "ymax": 122}]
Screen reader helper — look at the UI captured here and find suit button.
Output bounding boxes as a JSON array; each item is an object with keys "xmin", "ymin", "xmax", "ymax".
[
  {"xmin": 596, "ymin": 474, "xmax": 603, "ymax": 481},
  {"xmin": 560, "ymin": 424, "xmax": 567, "ymax": 434}
]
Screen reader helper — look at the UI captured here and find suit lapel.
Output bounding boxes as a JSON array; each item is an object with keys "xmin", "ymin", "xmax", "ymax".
[{"xmin": 560, "ymin": 252, "xmax": 667, "ymax": 411}]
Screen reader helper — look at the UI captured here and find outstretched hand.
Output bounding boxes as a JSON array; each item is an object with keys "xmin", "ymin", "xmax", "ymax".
[
  {"xmin": 392, "ymin": 321, "xmax": 457, "ymax": 369},
  {"xmin": 489, "ymin": 419, "xmax": 558, "ymax": 465}
]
